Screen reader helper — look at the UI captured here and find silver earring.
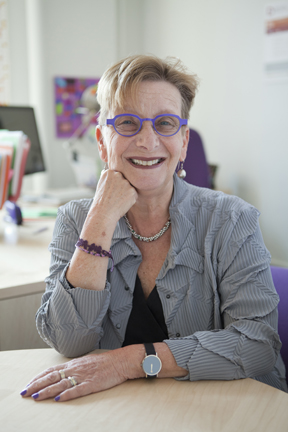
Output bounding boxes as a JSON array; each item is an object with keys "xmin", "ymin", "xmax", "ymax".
[{"xmin": 177, "ymin": 161, "xmax": 186, "ymax": 179}]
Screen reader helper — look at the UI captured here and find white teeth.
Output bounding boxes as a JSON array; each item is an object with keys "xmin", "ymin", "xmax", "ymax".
[{"xmin": 131, "ymin": 158, "xmax": 161, "ymax": 166}]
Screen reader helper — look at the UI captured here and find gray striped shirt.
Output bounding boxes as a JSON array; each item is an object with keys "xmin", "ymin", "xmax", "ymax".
[{"xmin": 36, "ymin": 174, "xmax": 287, "ymax": 392}]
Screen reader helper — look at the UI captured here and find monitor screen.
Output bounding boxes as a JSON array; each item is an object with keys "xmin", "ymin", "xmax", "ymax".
[{"xmin": 0, "ymin": 106, "xmax": 46, "ymax": 175}]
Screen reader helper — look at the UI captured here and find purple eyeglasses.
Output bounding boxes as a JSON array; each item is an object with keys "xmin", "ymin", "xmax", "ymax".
[{"xmin": 105, "ymin": 114, "xmax": 188, "ymax": 137}]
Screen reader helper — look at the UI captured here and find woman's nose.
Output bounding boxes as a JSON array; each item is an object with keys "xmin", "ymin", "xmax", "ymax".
[{"xmin": 135, "ymin": 121, "xmax": 159, "ymax": 150}]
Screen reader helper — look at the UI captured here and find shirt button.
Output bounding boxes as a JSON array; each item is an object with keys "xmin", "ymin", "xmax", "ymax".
[
  {"xmin": 116, "ymin": 323, "xmax": 121, "ymax": 329},
  {"xmin": 125, "ymin": 286, "xmax": 129, "ymax": 291},
  {"xmin": 166, "ymin": 294, "xmax": 171, "ymax": 299},
  {"xmin": 176, "ymin": 332, "xmax": 180, "ymax": 337}
]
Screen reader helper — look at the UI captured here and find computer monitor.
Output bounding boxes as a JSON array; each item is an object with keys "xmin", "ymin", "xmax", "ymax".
[{"xmin": 0, "ymin": 106, "xmax": 46, "ymax": 175}]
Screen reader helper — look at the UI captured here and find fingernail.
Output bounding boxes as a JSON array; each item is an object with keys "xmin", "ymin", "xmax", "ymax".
[
  {"xmin": 20, "ymin": 389, "xmax": 27, "ymax": 396},
  {"xmin": 55, "ymin": 396, "xmax": 60, "ymax": 402},
  {"xmin": 32, "ymin": 393, "xmax": 39, "ymax": 399}
]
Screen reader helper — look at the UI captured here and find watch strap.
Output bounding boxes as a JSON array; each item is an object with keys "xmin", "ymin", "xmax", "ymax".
[{"xmin": 144, "ymin": 342, "xmax": 156, "ymax": 356}]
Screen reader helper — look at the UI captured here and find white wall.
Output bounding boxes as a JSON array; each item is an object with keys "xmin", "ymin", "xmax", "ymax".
[
  {"xmin": 7, "ymin": 0, "xmax": 288, "ymax": 266},
  {"xmin": 139, "ymin": 0, "xmax": 288, "ymax": 267},
  {"xmin": 8, "ymin": 0, "xmax": 118, "ymax": 189},
  {"xmin": 7, "ymin": 0, "xmax": 29, "ymax": 104}
]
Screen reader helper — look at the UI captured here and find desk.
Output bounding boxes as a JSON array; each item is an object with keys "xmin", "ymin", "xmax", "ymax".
[
  {"xmin": 1, "ymin": 349, "xmax": 288, "ymax": 432},
  {"xmin": 0, "ymin": 213, "xmax": 55, "ymax": 350}
]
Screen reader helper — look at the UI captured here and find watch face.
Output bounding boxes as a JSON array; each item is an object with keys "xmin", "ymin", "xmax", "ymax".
[{"xmin": 142, "ymin": 355, "xmax": 162, "ymax": 376}]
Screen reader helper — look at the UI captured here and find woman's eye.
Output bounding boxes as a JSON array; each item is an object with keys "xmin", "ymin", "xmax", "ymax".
[
  {"xmin": 115, "ymin": 117, "xmax": 139, "ymax": 131},
  {"xmin": 121, "ymin": 120, "xmax": 133, "ymax": 125},
  {"xmin": 156, "ymin": 117, "xmax": 177, "ymax": 128}
]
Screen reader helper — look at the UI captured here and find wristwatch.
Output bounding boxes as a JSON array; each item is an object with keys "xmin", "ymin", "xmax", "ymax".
[{"xmin": 142, "ymin": 343, "xmax": 162, "ymax": 378}]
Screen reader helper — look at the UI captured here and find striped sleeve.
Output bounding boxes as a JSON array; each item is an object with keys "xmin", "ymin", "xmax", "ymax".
[
  {"xmin": 35, "ymin": 202, "xmax": 111, "ymax": 357},
  {"xmin": 165, "ymin": 207, "xmax": 283, "ymax": 386}
]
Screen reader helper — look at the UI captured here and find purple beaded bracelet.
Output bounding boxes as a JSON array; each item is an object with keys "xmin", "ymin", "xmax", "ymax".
[{"xmin": 75, "ymin": 238, "xmax": 114, "ymax": 271}]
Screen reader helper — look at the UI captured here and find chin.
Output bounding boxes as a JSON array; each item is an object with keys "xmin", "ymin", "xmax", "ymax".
[{"xmin": 129, "ymin": 172, "xmax": 173, "ymax": 194}]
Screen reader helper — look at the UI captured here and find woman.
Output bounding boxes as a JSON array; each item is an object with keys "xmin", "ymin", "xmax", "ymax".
[{"xmin": 21, "ymin": 55, "xmax": 287, "ymax": 402}]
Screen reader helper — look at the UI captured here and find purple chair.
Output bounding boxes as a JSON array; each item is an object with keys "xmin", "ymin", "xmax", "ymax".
[
  {"xmin": 270, "ymin": 265, "xmax": 288, "ymax": 384},
  {"xmin": 182, "ymin": 128, "xmax": 211, "ymax": 188}
]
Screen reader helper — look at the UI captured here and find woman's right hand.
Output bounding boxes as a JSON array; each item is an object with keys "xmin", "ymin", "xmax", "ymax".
[
  {"xmin": 65, "ymin": 169, "xmax": 138, "ymax": 290},
  {"xmin": 92, "ymin": 169, "xmax": 138, "ymax": 226}
]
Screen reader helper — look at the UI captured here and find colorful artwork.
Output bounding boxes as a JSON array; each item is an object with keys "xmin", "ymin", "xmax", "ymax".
[{"xmin": 54, "ymin": 77, "xmax": 100, "ymax": 138}]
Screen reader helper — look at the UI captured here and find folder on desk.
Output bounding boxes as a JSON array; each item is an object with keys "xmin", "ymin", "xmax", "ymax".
[{"xmin": 0, "ymin": 130, "xmax": 31, "ymax": 209}]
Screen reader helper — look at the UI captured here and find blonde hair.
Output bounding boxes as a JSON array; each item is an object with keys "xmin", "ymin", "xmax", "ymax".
[{"xmin": 97, "ymin": 54, "xmax": 199, "ymax": 124}]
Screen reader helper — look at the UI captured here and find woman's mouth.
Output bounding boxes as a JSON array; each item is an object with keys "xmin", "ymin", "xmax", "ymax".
[{"xmin": 129, "ymin": 158, "xmax": 164, "ymax": 167}]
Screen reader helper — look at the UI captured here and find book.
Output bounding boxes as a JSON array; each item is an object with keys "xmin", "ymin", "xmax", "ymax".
[
  {"xmin": 0, "ymin": 130, "xmax": 24, "ymax": 195},
  {"xmin": 0, "ymin": 130, "xmax": 30, "ymax": 209},
  {"xmin": 10, "ymin": 138, "xmax": 30, "ymax": 202},
  {"xmin": 0, "ymin": 149, "xmax": 13, "ymax": 208}
]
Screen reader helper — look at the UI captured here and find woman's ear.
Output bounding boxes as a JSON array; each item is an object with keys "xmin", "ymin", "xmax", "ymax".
[
  {"xmin": 180, "ymin": 127, "xmax": 189, "ymax": 161},
  {"xmin": 96, "ymin": 126, "xmax": 108, "ymax": 162}
]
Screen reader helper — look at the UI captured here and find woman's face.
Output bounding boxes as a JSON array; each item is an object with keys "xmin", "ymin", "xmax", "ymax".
[{"xmin": 96, "ymin": 80, "xmax": 189, "ymax": 195}]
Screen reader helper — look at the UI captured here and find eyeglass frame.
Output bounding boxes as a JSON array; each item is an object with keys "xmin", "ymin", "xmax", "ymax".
[{"xmin": 104, "ymin": 113, "xmax": 188, "ymax": 137}]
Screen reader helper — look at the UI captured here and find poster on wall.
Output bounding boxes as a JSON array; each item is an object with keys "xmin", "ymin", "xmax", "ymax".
[
  {"xmin": 54, "ymin": 77, "xmax": 100, "ymax": 138},
  {"xmin": 264, "ymin": 2, "xmax": 288, "ymax": 81}
]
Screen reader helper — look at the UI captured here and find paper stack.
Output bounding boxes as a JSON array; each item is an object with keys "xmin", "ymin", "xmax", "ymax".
[{"xmin": 0, "ymin": 130, "xmax": 31, "ymax": 209}]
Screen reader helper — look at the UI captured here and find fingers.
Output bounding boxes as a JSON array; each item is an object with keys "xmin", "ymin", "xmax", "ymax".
[
  {"xmin": 21, "ymin": 372, "xmax": 84, "ymax": 402},
  {"xmin": 94, "ymin": 169, "xmax": 138, "ymax": 221},
  {"xmin": 21, "ymin": 369, "xmax": 64, "ymax": 397},
  {"xmin": 22, "ymin": 372, "xmax": 91, "ymax": 403},
  {"xmin": 24, "ymin": 364, "xmax": 67, "ymax": 387},
  {"xmin": 54, "ymin": 383, "xmax": 91, "ymax": 402},
  {"xmin": 30, "ymin": 379, "xmax": 75, "ymax": 402}
]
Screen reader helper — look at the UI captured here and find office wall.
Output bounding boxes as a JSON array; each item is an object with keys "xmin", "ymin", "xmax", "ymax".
[
  {"xmin": 139, "ymin": 0, "xmax": 288, "ymax": 267},
  {"xmin": 7, "ymin": 0, "xmax": 288, "ymax": 266},
  {"xmin": 8, "ymin": 0, "xmax": 118, "ymax": 189}
]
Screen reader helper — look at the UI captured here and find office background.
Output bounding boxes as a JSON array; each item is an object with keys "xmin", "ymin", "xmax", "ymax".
[{"xmin": 6, "ymin": 0, "xmax": 288, "ymax": 267}]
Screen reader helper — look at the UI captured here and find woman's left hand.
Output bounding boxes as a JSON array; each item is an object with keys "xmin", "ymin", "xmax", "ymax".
[{"xmin": 20, "ymin": 348, "xmax": 138, "ymax": 402}]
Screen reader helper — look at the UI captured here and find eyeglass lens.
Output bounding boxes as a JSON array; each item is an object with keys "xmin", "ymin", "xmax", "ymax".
[{"xmin": 114, "ymin": 115, "xmax": 180, "ymax": 136}]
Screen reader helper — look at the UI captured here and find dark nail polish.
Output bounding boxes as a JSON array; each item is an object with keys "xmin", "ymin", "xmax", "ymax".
[
  {"xmin": 32, "ymin": 393, "xmax": 39, "ymax": 399},
  {"xmin": 55, "ymin": 396, "xmax": 60, "ymax": 402},
  {"xmin": 20, "ymin": 389, "xmax": 27, "ymax": 396}
]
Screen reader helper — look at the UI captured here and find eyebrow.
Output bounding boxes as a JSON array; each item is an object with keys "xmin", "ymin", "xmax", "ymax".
[{"xmin": 115, "ymin": 110, "xmax": 180, "ymax": 117}]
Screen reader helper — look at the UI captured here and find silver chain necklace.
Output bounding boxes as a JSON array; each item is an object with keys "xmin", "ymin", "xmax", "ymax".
[{"xmin": 124, "ymin": 214, "xmax": 171, "ymax": 242}]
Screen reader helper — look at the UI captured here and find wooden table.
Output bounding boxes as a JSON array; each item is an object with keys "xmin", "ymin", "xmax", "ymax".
[
  {"xmin": 0, "ymin": 213, "xmax": 55, "ymax": 350},
  {"xmin": 1, "ymin": 349, "xmax": 288, "ymax": 432}
]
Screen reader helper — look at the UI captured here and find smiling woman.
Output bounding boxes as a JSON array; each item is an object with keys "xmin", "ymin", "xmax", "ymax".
[
  {"xmin": 96, "ymin": 79, "xmax": 189, "ymax": 196},
  {"xmin": 22, "ymin": 54, "xmax": 287, "ymax": 403}
]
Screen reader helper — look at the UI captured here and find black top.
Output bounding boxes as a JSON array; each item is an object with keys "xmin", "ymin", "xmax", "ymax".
[{"xmin": 122, "ymin": 275, "xmax": 168, "ymax": 347}]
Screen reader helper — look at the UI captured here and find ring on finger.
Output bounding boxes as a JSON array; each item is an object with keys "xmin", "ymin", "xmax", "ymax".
[
  {"xmin": 67, "ymin": 376, "xmax": 78, "ymax": 387},
  {"xmin": 59, "ymin": 370, "xmax": 66, "ymax": 380}
]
